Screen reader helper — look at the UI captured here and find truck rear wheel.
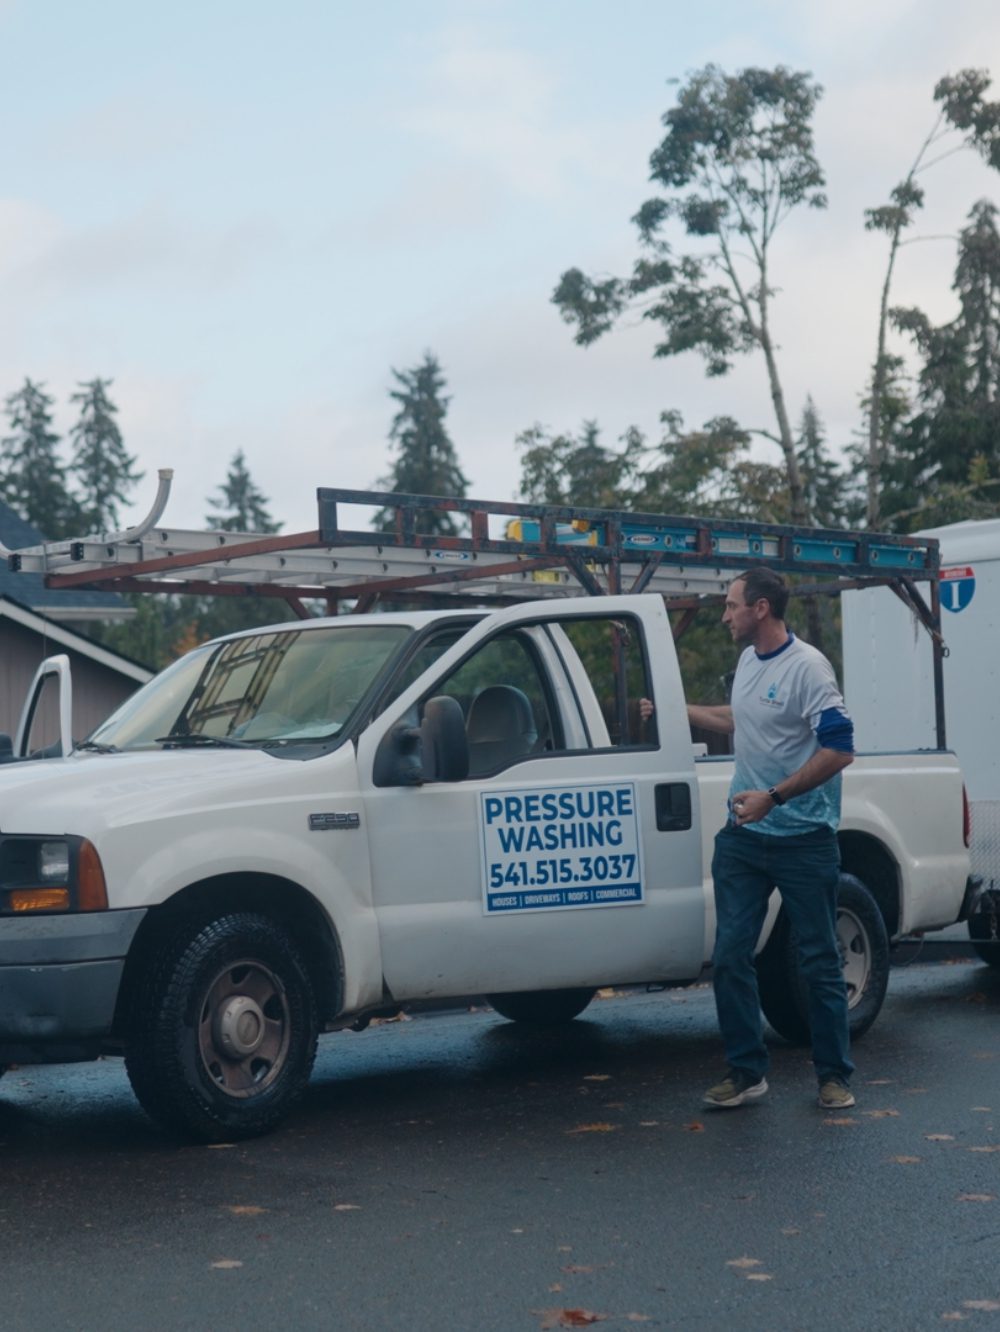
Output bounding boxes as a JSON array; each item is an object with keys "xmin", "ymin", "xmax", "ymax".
[
  {"xmin": 487, "ymin": 988, "xmax": 596, "ymax": 1024},
  {"xmin": 968, "ymin": 908, "xmax": 1000, "ymax": 969},
  {"xmin": 125, "ymin": 912, "xmax": 318, "ymax": 1142},
  {"xmin": 756, "ymin": 873, "xmax": 890, "ymax": 1045}
]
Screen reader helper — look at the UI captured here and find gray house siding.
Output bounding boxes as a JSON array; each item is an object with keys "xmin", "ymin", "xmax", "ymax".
[{"xmin": 0, "ymin": 600, "xmax": 151, "ymax": 749}]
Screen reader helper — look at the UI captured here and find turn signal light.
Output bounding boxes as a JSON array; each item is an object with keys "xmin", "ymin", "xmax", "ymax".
[
  {"xmin": 10, "ymin": 888, "xmax": 70, "ymax": 912},
  {"xmin": 77, "ymin": 839, "xmax": 109, "ymax": 911}
]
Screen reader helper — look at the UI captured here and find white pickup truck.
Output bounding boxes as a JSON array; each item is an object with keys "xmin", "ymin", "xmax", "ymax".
[{"xmin": 0, "ymin": 592, "xmax": 976, "ymax": 1140}]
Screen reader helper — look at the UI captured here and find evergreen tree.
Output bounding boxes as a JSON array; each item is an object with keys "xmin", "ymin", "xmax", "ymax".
[
  {"xmin": 1, "ymin": 378, "xmax": 79, "ymax": 538},
  {"xmin": 796, "ymin": 398, "xmax": 847, "ymax": 528},
  {"xmin": 889, "ymin": 199, "xmax": 1000, "ymax": 528},
  {"xmin": 69, "ymin": 377, "xmax": 143, "ymax": 533},
  {"xmin": 206, "ymin": 450, "xmax": 281, "ymax": 533},
  {"xmin": 374, "ymin": 353, "xmax": 469, "ymax": 535}
]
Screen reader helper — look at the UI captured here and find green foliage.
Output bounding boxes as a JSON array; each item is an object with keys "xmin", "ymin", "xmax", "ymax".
[
  {"xmin": 373, "ymin": 353, "xmax": 469, "ymax": 536},
  {"xmin": 884, "ymin": 200, "xmax": 1000, "ymax": 529},
  {"xmin": 1, "ymin": 379, "xmax": 81, "ymax": 538},
  {"xmin": 553, "ymin": 64, "xmax": 827, "ymax": 521},
  {"xmin": 935, "ymin": 69, "xmax": 1000, "ymax": 168},
  {"xmin": 69, "ymin": 378, "xmax": 143, "ymax": 532}
]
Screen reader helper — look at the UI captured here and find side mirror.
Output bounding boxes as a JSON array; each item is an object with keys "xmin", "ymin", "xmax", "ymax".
[{"xmin": 372, "ymin": 695, "xmax": 469, "ymax": 787}]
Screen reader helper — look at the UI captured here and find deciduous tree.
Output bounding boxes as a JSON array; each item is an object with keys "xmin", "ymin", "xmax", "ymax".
[{"xmin": 553, "ymin": 65, "xmax": 827, "ymax": 524}]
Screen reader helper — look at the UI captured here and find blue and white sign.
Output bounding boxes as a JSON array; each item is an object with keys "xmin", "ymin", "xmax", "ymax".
[
  {"xmin": 941, "ymin": 565, "xmax": 976, "ymax": 614},
  {"xmin": 480, "ymin": 782, "xmax": 644, "ymax": 914}
]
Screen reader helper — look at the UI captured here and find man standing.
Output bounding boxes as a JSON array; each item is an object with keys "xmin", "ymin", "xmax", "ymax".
[{"xmin": 690, "ymin": 568, "xmax": 856, "ymax": 1112}]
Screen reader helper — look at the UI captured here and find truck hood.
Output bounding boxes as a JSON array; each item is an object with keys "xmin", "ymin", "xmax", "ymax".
[{"xmin": 0, "ymin": 747, "xmax": 299, "ymax": 836}]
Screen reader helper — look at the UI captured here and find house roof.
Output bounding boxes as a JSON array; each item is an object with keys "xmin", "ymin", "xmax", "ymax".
[{"xmin": 0, "ymin": 499, "xmax": 130, "ymax": 621}]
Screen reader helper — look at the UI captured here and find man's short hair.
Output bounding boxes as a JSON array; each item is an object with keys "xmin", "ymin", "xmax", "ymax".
[{"xmin": 736, "ymin": 567, "xmax": 789, "ymax": 620}]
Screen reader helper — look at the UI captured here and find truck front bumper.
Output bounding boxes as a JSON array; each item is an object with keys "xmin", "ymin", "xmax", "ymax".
[{"xmin": 0, "ymin": 909, "xmax": 147, "ymax": 1063}]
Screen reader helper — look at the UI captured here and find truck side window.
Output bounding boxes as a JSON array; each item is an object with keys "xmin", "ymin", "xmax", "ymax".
[
  {"xmin": 556, "ymin": 615, "xmax": 654, "ymax": 748},
  {"xmin": 429, "ymin": 630, "xmax": 555, "ymax": 775}
]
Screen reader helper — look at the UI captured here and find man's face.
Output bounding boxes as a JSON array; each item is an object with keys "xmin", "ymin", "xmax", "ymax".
[{"xmin": 722, "ymin": 579, "xmax": 761, "ymax": 648}]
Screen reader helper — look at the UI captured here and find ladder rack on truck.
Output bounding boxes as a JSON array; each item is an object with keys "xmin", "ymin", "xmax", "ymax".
[{"xmin": 3, "ymin": 473, "xmax": 950, "ymax": 744}]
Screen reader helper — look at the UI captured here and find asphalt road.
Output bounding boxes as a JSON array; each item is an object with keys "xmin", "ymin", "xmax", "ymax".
[{"xmin": 2, "ymin": 950, "xmax": 999, "ymax": 1332}]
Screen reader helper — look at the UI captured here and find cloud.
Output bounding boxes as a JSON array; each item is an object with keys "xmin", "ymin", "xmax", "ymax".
[
  {"xmin": 2, "ymin": 202, "xmax": 284, "ymax": 299},
  {"xmin": 401, "ymin": 26, "xmax": 595, "ymax": 201}
]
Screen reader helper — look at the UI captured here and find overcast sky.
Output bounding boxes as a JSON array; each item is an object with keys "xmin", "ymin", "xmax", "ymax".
[{"xmin": 1, "ymin": 0, "xmax": 998, "ymax": 536}]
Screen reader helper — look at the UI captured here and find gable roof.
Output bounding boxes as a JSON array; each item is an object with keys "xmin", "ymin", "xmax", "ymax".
[{"xmin": 0, "ymin": 499, "xmax": 130, "ymax": 621}]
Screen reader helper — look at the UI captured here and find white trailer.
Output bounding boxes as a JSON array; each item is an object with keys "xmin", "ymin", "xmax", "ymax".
[{"xmin": 843, "ymin": 517, "xmax": 1000, "ymax": 961}]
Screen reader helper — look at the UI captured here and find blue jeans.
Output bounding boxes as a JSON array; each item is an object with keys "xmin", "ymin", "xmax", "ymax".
[{"xmin": 711, "ymin": 823, "xmax": 854, "ymax": 1084}]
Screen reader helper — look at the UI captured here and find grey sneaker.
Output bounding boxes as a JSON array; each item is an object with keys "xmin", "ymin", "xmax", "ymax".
[
  {"xmin": 703, "ymin": 1069, "xmax": 769, "ymax": 1108},
  {"xmin": 817, "ymin": 1077, "xmax": 856, "ymax": 1110}
]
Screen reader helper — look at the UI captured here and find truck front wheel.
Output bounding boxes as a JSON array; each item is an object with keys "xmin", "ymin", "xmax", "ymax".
[
  {"xmin": 756, "ymin": 873, "xmax": 890, "ymax": 1045},
  {"xmin": 125, "ymin": 913, "xmax": 318, "ymax": 1142},
  {"xmin": 487, "ymin": 988, "xmax": 596, "ymax": 1024}
]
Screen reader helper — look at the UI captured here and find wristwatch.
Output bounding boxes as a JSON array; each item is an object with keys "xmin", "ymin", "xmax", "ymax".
[{"xmin": 767, "ymin": 786, "xmax": 785, "ymax": 806}]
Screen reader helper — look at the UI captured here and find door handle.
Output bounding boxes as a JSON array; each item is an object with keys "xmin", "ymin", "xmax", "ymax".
[{"xmin": 655, "ymin": 782, "xmax": 692, "ymax": 831}]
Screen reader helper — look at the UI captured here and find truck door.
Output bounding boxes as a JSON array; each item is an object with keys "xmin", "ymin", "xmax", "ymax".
[{"xmin": 356, "ymin": 595, "xmax": 704, "ymax": 1001}]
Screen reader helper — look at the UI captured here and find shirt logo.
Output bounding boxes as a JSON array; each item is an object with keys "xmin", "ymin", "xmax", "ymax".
[{"xmin": 759, "ymin": 682, "xmax": 782, "ymax": 707}]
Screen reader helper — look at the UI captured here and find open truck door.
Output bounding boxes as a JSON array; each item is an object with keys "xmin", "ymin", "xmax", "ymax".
[{"xmin": 15, "ymin": 654, "xmax": 74, "ymax": 759}]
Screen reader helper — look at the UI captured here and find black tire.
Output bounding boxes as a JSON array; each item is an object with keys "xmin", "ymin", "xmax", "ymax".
[
  {"xmin": 487, "ymin": 987, "xmax": 596, "ymax": 1025},
  {"xmin": 757, "ymin": 873, "xmax": 890, "ymax": 1045},
  {"xmin": 968, "ymin": 908, "xmax": 1000, "ymax": 969},
  {"xmin": 125, "ymin": 912, "xmax": 318, "ymax": 1142}
]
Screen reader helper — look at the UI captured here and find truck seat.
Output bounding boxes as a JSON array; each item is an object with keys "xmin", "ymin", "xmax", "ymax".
[{"xmin": 466, "ymin": 685, "xmax": 538, "ymax": 775}]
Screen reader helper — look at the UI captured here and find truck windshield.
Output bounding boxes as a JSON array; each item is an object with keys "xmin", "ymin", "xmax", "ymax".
[{"xmin": 87, "ymin": 624, "xmax": 412, "ymax": 752}]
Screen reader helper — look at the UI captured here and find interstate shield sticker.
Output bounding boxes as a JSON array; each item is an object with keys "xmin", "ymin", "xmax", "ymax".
[{"xmin": 480, "ymin": 782, "xmax": 644, "ymax": 914}]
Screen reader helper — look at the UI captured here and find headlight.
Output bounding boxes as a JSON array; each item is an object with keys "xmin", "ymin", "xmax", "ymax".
[
  {"xmin": 39, "ymin": 840, "xmax": 71, "ymax": 883},
  {"xmin": 0, "ymin": 835, "xmax": 108, "ymax": 913}
]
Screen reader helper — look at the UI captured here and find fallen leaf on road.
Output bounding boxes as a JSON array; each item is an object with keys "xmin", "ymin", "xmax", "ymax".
[
  {"xmin": 890, "ymin": 1156, "xmax": 922, "ymax": 1164},
  {"xmin": 925, "ymin": 1134, "xmax": 955, "ymax": 1141},
  {"xmin": 971, "ymin": 1106, "xmax": 992, "ymax": 1112},
  {"xmin": 583, "ymin": 1075, "xmax": 611, "ymax": 1082},
  {"xmin": 823, "ymin": 1117, "xmax": 857, "ymax": 1126},
  {"xmin": 639, "ymin": 1121, "xmax": 659, "ymax": 1128},
  {"xmin": 596, "ymin": 989, "xmax": 618, "ymax": 1000},
  {"xmin": 866, "ymin": 1079, "xmax": 893, "ymax": 1086},
  {"xmin": 225, "ymin": 1205, "xmax": 267, "ymax": 1216},
  {"xmin": 972, "ymin": 1051, "xmax": 996, "ymax": 1058},
  {"xmin": 682, "ymin": 1121, "xmax": 705, "ymax": 1133},
  {"xmin": 534, "ymin": 1309, "xmax": 608, "ymax": 1329},
  {"xmin": 963, "ymin": 1300, "xmax": 1000, "ymax": 1311},
  {"xmin": 969, "ymin": 1146, "xmax": 1000, "ymax": 1153},
  {"xmin": 862, "ymin": 1109, "xmax": 900, "ymax": 1119},
  {"xmin": 333, "ymin": 1203, "xmax": 361, "ymax": 1211},
  {"xmin": 941, "ymin": 1311, "xmax": 968, "ymax": 1321},
  {"xmin": 781, "ymin": 1228, "xmax": 800, "ymax": 1235},
  {"xmin": 210, "ymin": 1259, "xmax": 243, "ymax": 1270},
  {"xmin": 206, "ymin": 1143, "xmax": 235, "ymax": 1150},
  {"xmin": 566, "ymin": 1123, "xmax": 618, "ymax": 1134},
  {"xmin": 726, "ymin": 1257, "xmax": 763, "ymax": 1269},
  {"xmin": 957, "ymin": 1194, "xmax": 996, "ymax": 1203},
  {"xmin": 562, "ymin": 1265, "xmax": 594, "ymax": 1274},
  {"xmin": 624, "ymin": 1316, "xmax": 652, "ymax": 1322},
  {"xmin": 746, "ymin": 1274, "xmax": 773, "ymax": 1282}
]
